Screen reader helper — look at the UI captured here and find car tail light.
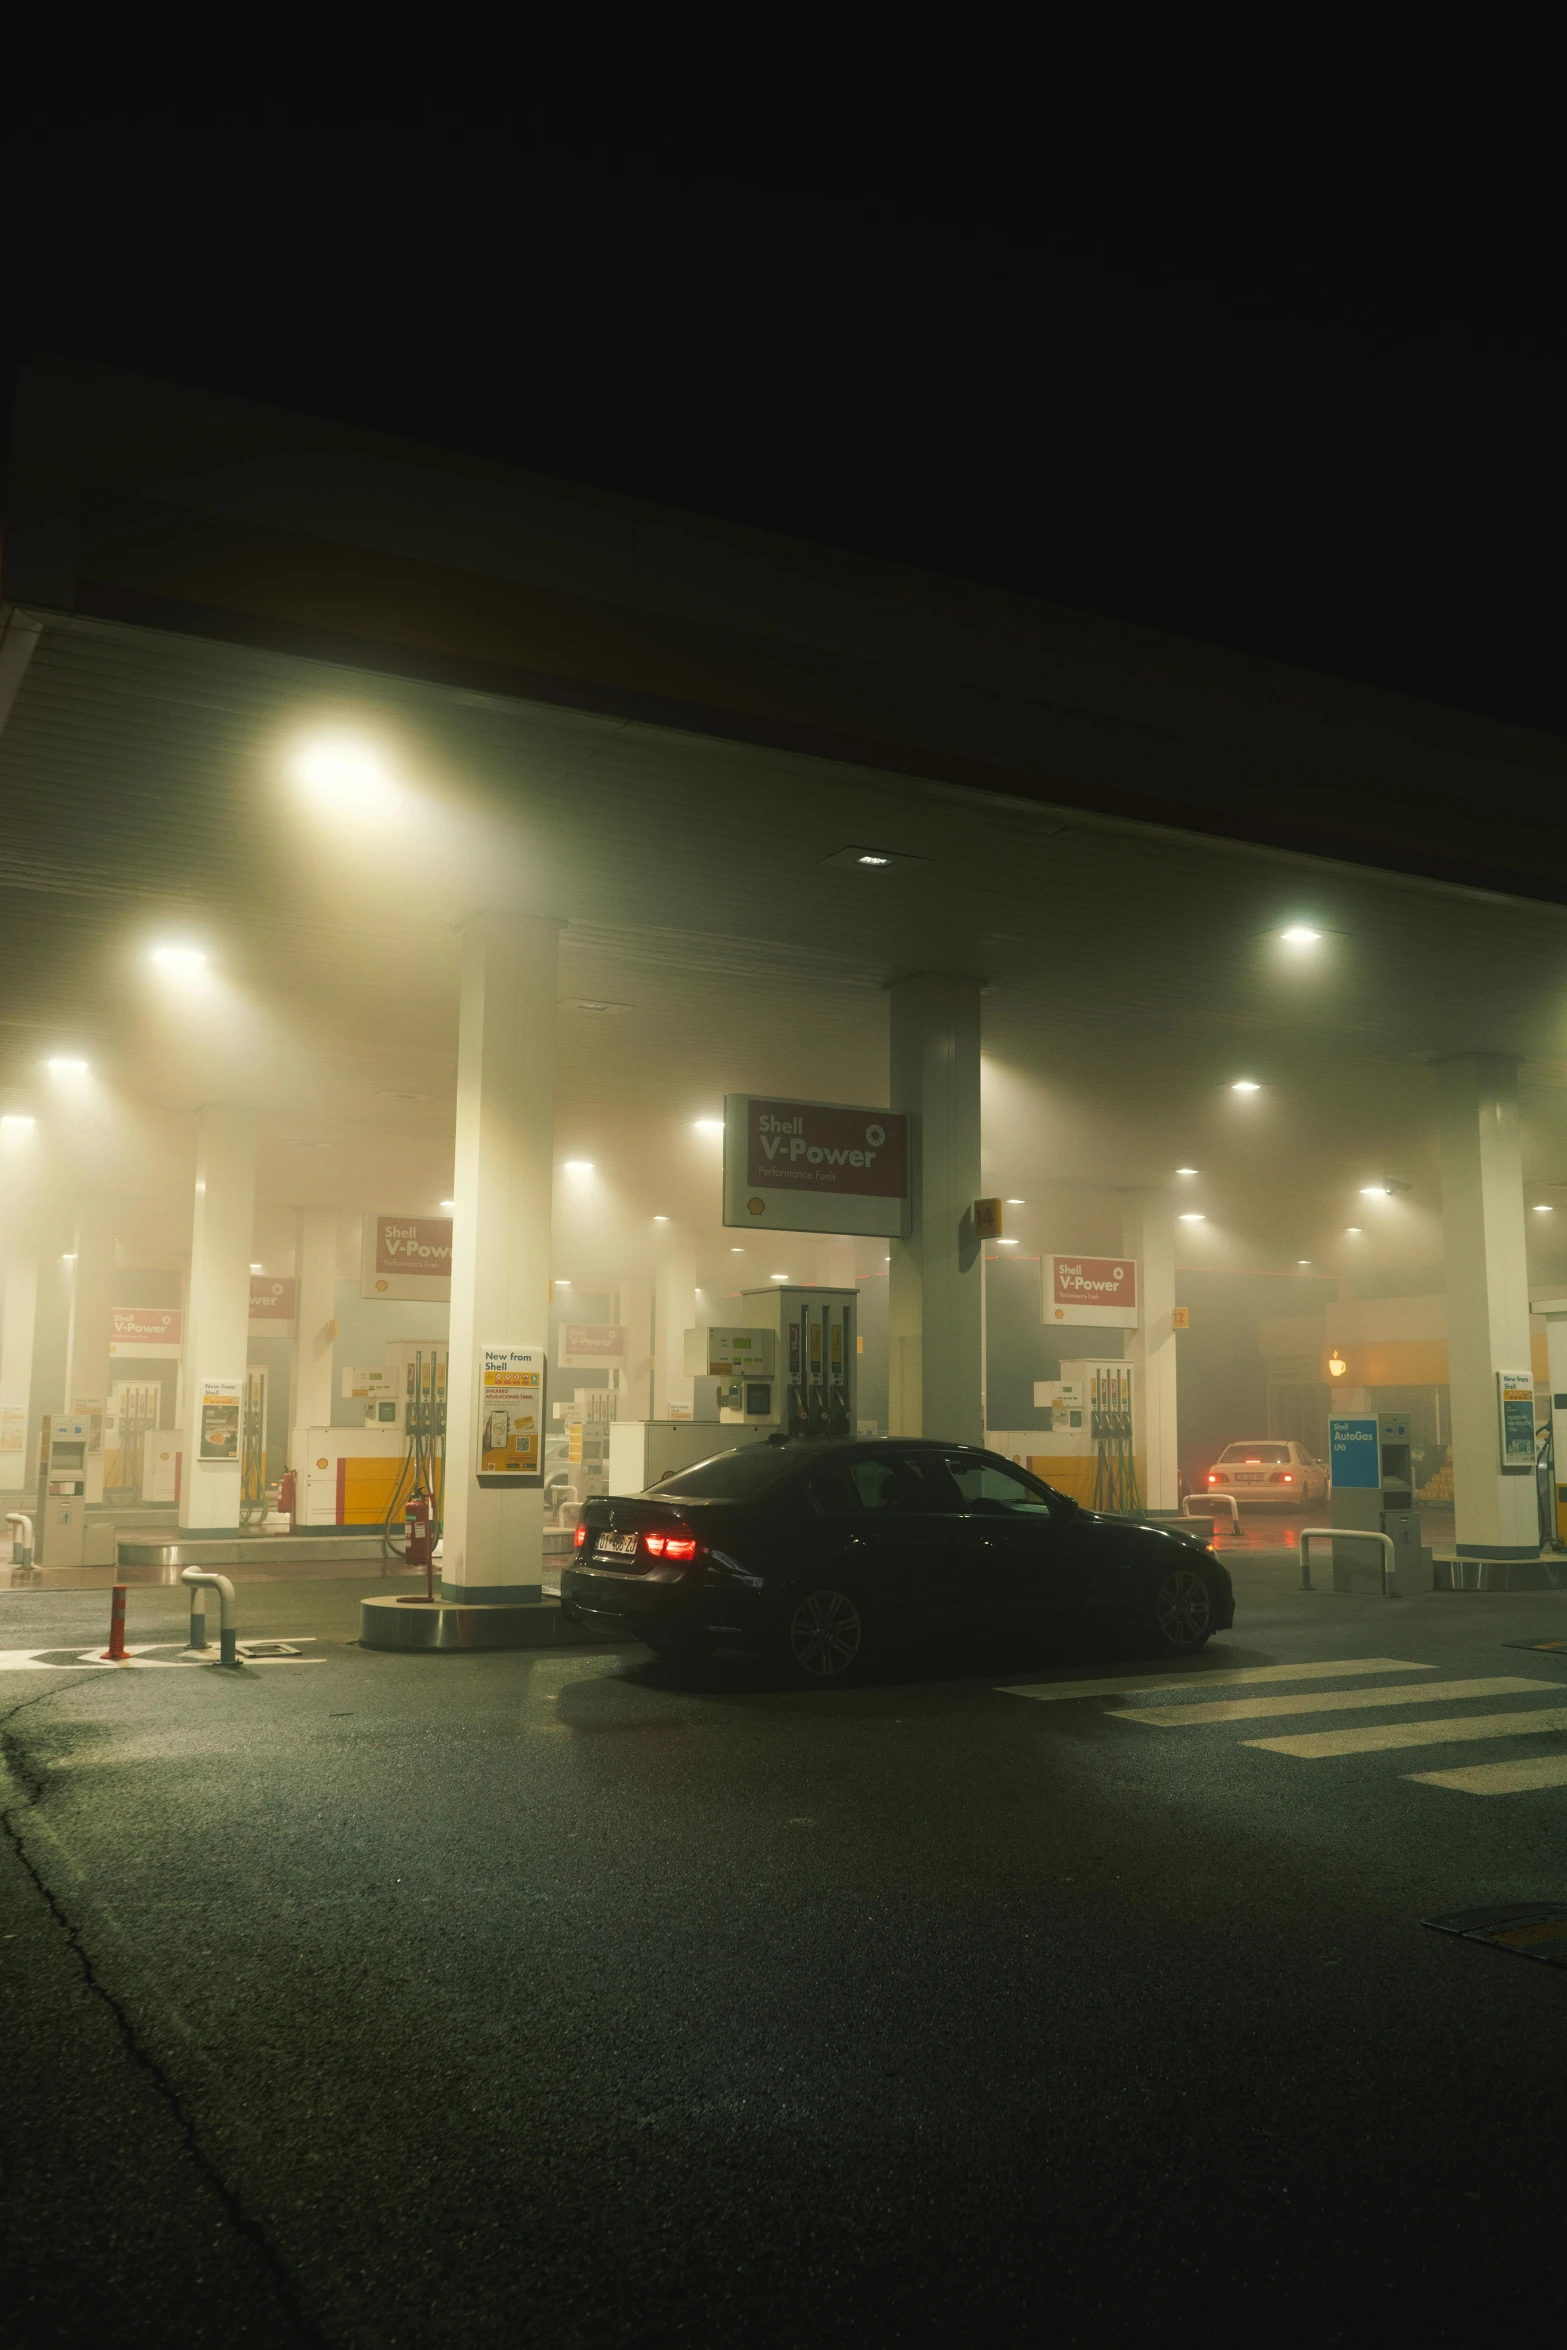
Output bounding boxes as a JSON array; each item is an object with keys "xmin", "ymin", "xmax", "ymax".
[
  {"xmin": 1207, "ymin": 1472, "xmax": 1221, "ymax": 1484},
  {"xmin": 573, "ymin": 1519, "xmax": 587, "ymax": 1549},
  {"xmin": 1271, "ymin": 1472, "xmax": 1294, "ymax": 1484},
  {"xmin": 643, "ymin": 1524, "xmax": 699, "ymax": 1561}
]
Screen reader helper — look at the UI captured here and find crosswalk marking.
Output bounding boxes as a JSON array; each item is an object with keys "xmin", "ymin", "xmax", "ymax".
[
  {"xmin": 1110, "ymin": 1676, "xmax": 1549, "ymax": 1728},
  {"xmin": 1405, "ymin": 1754, "xmax": 1567, "ymax": 1796},
  {"xmin": 1000, "ymin": 1657, "xmax": 1435, "ymax": 1705},
  {"xmin": 1246, "ymin": 1705, "xmax": 1567, "ymax": 1759}
]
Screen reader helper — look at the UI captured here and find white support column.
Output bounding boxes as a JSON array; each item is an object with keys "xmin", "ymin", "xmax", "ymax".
[
  {"xmin": 289, "ymin": 1207, "xmax": 340, "ymax": 1474},
  {"xmin": 179, "ymin": 1106, "xmax": 258, "ymax": 1534},
  {"xmin": 1437, "ymin": 1054, "xmax": 1538, "ymax": 1558},
  {"xmin": 1122, "ymin": 1193, "xmax": 1179, "ymax": 1512},
  {"xmin": 63, "ymin": 1196, "xmax": 116, "ymax": 1416},
  {"xmin": 1533, "ymin": 1304, "xmax": 1567, "ymax": 1549},
  {"xmin": 442, "ymin": 914, "xmax": 558, "ymax": 1603},
  {"xmin": 888, "ymin": 972, "xmax": 983, "ymax": 1445},
  {"xmin": 652, "ymin": 1231, "xmax": 695, "ymax": 1419},
  {"xmin": 0, "ymin": 1250, "xmax": 38, "ymax": 1493}
]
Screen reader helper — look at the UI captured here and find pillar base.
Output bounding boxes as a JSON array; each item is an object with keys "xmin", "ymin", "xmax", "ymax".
[
  {"xmin": 361, "ymin": 1594, "xmax": 624, "ymax": 1650},
  {"xmin": 438, "ymin": 1580, "xmax": 542, "ymax": 1606},
  {"xmin": 1454, "ymin": 1542, "xmax": 1542, "ymax": 1560}
]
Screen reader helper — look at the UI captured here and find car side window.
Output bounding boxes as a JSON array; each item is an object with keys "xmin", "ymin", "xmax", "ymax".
[
  {"xmin": 809, "ymin": 1465, "xmax": 862, "ymax": 1514},
  {"xmin": 848, "ymin": 1456, "xmax": 944, "ymax": 1512},
  {"xmin": 941, "ymin": 1456, "xmax": 1057, "ymax": 1516}
]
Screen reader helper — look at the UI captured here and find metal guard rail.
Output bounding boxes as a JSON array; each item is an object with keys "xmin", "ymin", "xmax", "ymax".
[
  {"xmin": 1298, "ymin": 1526, "xmax": 1395, "ymax": 1597},
  {"xmin": 180, "ymin": 1566, "xmax": 241, "ymax": 1667}
]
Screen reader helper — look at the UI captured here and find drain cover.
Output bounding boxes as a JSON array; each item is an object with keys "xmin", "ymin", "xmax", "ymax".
[
  {"xmin": 237, "ymin": 1641, "xmax": 303, "ymax": 1659},
  {"xmin": 1424, "ymin": 1905, "xmax": 1567, "ymax": 1967}
]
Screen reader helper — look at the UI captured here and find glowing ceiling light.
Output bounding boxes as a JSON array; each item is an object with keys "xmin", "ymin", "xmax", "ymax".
[
  {"xmin": 1005, "ymin": 1197, "xmax": 1025, "ymax": 1205},
  {"xmin": 45, "ymin": 1056, "xmax": 89, "ymax": 1075},
  {"xmin": 1178, "ymin": 1212, "xmax": 1206, "ymax": 1223},
  {"xmin": 556, "ymin": 1279, "xmax": 571, "ymax": 1287},
  {"xmin": 292, "ymin": 736, "xmax": 390, "ymax": 810},
  {"xmin": 1175, "ymin": 1166, "xmax": 1199, "ymax": 1175},
  {"xmin": 730, "ymin": 1246, "xmax": 745, "ymax": 1253},
  {"xmin": 62, "ymin": 1252, "xmax": 77, "ymax": 1262},
  {"xmin": 1346, "ymin": 1226, "xmax": 1363, "ymax": 1235},
  {"xmin": 692, "ymin": 1119, "xmax": 724, "ymax": 1134},
  {"xmin": 653, "ymin": 1215, "xmax": 670, "ymax": 1223},
  {"xmin": 856, "ymin": 852, "xmax": 891, "ymax": 866},
  {"xmin": 996, "ymin": 1236, "xmax": 1019, "ymax": 1246},
  {"xmin": 1, "ymin": 1114, "xmax": 36, "ymax": 1134},
  {"xmin": 440, "ymin": 1199, "xmax": 455, "ymax": 1210},
  {"xmin": 561, "ymin": 1160, "xmax": 594, "ymax": 1174},
  {"xmin": 1230, "ymin": 1080, "xmax": 1261, "ymax": 1094},
  {"xmin": 770, "ymin": 1273, "xmax": 789, "ymax": 1281},
  {"xmin": 1359, "ymin": 1184, "xmax": 1396, "ymax": 1198},
  {"xmin": 1297, "ymin": 1259, "xmax": 1311, "ymax": 1265},
  {"xmin": 1281, "ymin": 925, "xmax": 1322, "ymax": 945},
  {"xmin": 250, "ymin": 1263, "xmax": 262, "ymax": 1274},
  {"xmin": 149, "ymin": 944, "xmax": 206, "ymax": 971},
  {"xmin": 1533, "ymin": 1204, "xmax": 1554, "ymax": 1214}
]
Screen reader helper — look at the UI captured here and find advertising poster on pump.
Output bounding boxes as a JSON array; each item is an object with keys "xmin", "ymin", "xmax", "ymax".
[
  {"xmin": 360, "ymin": 1214, "xmax": 453, "ymax": 1301},
  {"xmin": 1044, "ymin": 1256, "xmax": 1140, "ymax": 1328},
  {"xmin": 723, "ymin": 1094, "xmax": 911, "ymax": 1237},
  {"xmin": 197, "ymin": 1378, "xmax": 241, "ymax": 1461},
  {"xmin": 477, "ymin": 1344, "xmax": 545, "ymax": 1485}
]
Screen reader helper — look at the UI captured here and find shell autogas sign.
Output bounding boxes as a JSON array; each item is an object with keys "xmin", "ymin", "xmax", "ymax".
[{"xmin": 723, "ymin": 1094, "xmax": 911, "ymax": 1238}]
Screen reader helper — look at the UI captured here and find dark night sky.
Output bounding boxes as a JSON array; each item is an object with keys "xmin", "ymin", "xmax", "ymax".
[{"xmin": 5, "ymin": 131, "xmax": 1562, "ymax": 733}]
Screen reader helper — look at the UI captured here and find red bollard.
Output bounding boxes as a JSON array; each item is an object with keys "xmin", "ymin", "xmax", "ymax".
[{"xmin": 101, "ymin": 1581, "xmax": 129, "ymax": 1662}]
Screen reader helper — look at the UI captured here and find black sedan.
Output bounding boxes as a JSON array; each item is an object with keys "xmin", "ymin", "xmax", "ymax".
[{"xmin": 562, "ymin": 1437, "xmax": 1234, "ymax": 1685}]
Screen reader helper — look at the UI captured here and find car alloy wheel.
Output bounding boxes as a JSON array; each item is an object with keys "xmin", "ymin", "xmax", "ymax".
[
  {"xmin": 786, "ymin": 1587, "xmax": 866, "ymax": 1681},
  {"xmin": 1153, "ymin": 1567, "xmax": 1213, "ymax": 1651}
]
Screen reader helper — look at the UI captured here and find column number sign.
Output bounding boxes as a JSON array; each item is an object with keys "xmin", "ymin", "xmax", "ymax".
[{"xmin": 477, "ymin": 1344, "xmax": 546, "ymax": 1485}]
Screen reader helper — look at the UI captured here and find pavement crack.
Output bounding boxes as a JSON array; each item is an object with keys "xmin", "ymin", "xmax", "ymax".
[{"xmin": 0, "ymin": 1682, "xmax": 323, "ymax": 2347}]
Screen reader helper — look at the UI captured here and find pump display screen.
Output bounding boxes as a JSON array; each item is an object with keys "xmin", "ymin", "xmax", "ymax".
[
  {"xmin": 50, "ymin": 1441, "xmax": 86, "ymax": 1467},
  {"xmin": 745, "ymin": 1384, "xmax": 772, "ymax": 1416}
]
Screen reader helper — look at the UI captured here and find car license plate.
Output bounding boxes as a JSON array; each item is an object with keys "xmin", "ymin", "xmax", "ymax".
[
  {"xmin": 1236, "ymin": 1472, "xmax": 1262, "ymax": 1483},
  {"xmin": 596, "ymin": 1531, "xmax": 637, "ymax": 1557}
]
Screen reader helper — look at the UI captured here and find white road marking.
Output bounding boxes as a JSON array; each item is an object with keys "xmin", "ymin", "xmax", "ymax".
[
  {"xmin": 1110, "ymin": 1676, "xmax": 1550, "ymax": 1728},
  {"xmin": 1000, "ymin": 1657, "xmax": 1436, "ymax": 1705},
  {"xmin": 1247, "ymin": 1706, "xmax": 1567, "ymax": 1759},
  {"xmin": 1405, "ymin": 1754, "xmax": 1567, "ymax": 1795}
]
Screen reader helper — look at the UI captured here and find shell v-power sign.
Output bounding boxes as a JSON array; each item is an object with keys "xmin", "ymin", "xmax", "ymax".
[{"xmin": 722, "ymin": 1095, "xmax": 911, "ymax": 1238}]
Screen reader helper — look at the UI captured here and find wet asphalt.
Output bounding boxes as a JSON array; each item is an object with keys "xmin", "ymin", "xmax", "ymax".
[{"xmin": 2, "ymin": 1556, "xmax": 1565, "ymax": 2347}]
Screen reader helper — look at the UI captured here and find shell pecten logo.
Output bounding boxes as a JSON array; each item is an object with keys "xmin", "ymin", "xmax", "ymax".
[{"xmin": 749, "ymin": 1197, "xmax": 766, "ymax": 1215}]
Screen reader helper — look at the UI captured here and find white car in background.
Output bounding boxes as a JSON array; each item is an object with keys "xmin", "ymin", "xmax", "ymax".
[{"xmin": 1204, "ymin": 1440, "xmax": 1328, "ymax": 1508}]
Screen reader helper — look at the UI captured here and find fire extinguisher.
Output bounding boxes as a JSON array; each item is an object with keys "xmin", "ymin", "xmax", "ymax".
[{"xmin": 278, "ymin": 1466, "xmax": 298, "ymax": 1532}]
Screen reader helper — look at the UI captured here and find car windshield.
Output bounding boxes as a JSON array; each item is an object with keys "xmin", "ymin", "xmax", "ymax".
[
  {"xmin": 1219, "ymin": 1443, "xmax": 1291, "ymax": 1464},
  {"xmin": 650, "ymin": 1447, "xmax": 798, "ymax": 1500}
]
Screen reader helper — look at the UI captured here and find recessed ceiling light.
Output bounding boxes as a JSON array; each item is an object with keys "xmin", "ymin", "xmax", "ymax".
[
  {"xmin": 770, "ymin": 1273, "xmax": 789, "ymax": 1281},
  {"xmin": 1297, "ymin": 1259, "xmax": 1311, "ymax": 1265},
  {"xmin": 1, "ymin": 1114, "xmax": 36, "ymax": 1134},
  {"xmin": 1281, "ymin": 925, "xmax": 1322, "ymax": 945},
  {"xmin": 692, "ymin": 1119, "xmax": 724, "ymax": 1134},
  {"xmin": 556, "ymin": 1279, "xmax": 571, "ymax": 1287},
  {"xmin": 1534, "ymin": 1204, "xmax": 1554, "ymax": 1213},
  {"xmin": 562, "ymin": 1160, "xmax": 594, "ymax": 1173},
  {"xmin": 1230, "ymin": 1080, "xmax": 1261, "ymax": 1094},
  {"xmin": 1178, "ymin": 1213, "xmax": 1206, "ymax": 1223},
  {"xmin": 730, "ymin": 1246, "xmax": 744, "ymax": 1253},
  {"xmin": 62, "ymin": 1251, "xmax": 77, "ymax": 1262},
  {"xmin": 250, "ymin": 1263, "xmax": 263, "ymax": 1273},
  {"xmin": 1005, "ymin": 1198, "xmax": 1025, "ymax": 1205},
  {"xmin": 1346, "ymin": 1226, "xmax": 1363, "ymax": 1235},
  {"xmin": 45, "ymin": 1056, "xmax": 89, "ymax": 1074},
  {"xmin": 440, "ymin": 1199, "xmax": 455, "ymax": 1210},
  {"xmin": 1359, "ymin": 1185, "xmax": 1393, "ymax": 1197},
  {"xmin": 996, "ymin": 1236, "xmax": 1019, "ymax": 1246},
  {"xmin": 149, "ymin": 943, "xmax": 206, "ymax": 970},
  {"xmin": 653, "ymin": 1215, "xmax": 670, "ymax": 1223},
  {"xmin": 1175, "ymin": 1167, "xmax": 1199, "ymax": 1176}
]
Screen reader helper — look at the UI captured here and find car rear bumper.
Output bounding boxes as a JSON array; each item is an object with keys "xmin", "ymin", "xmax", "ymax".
[{"xmin": 561, "ymin": 1563, "xmax": 765, "ymax": 1650}]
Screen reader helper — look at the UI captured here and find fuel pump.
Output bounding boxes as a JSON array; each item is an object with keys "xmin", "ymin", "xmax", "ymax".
[
  {"xmin": 380, "ymin": 1344, "xmax": 449, "ymax": 1561},
  {"xmin": 34, "ymin": 1414, "xmax": 91, "ymax": 1569},
  {"xmin": 740, "ymin": 1288, "xmax": 857, "ymax": 1438}
]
